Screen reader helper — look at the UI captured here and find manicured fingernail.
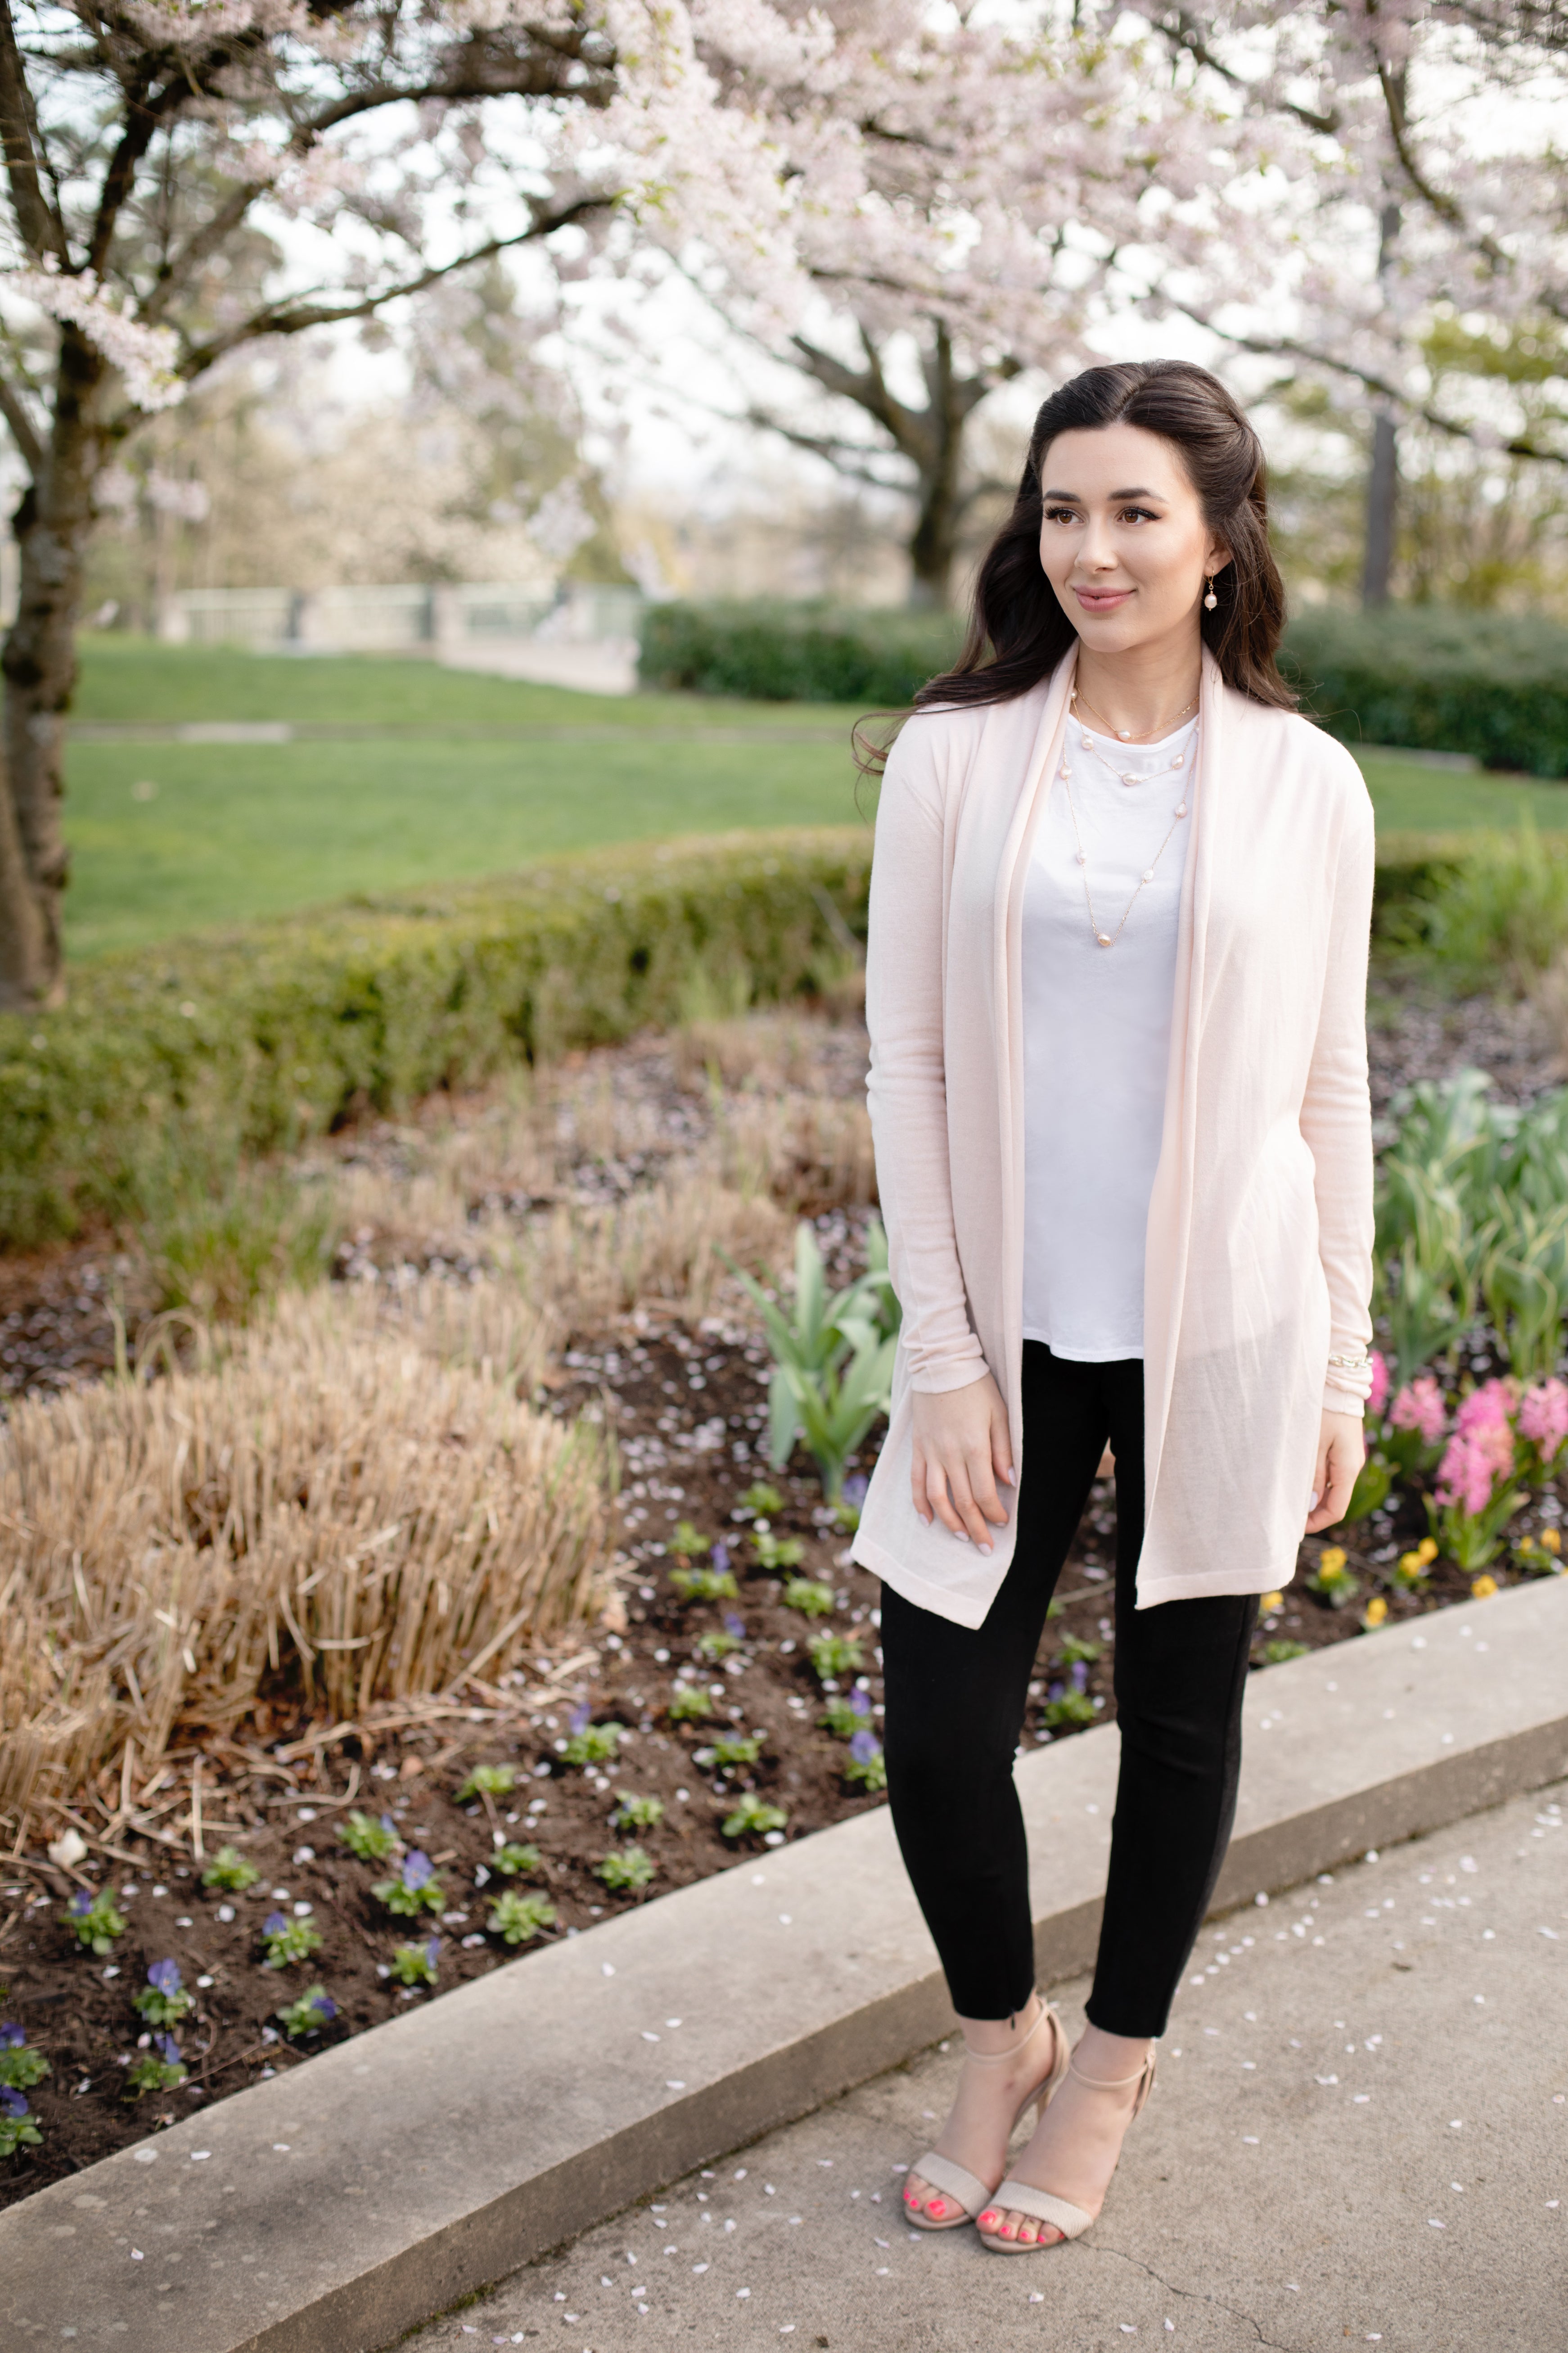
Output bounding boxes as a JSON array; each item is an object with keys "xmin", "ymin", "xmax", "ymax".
[
  {"xmin": 1004, "ymin": 1466, "xmax": 1017, "ymax": 1486},
  {"xmin": 979, "ymin": 1542, "xmax": 994, "ymax": 1557},
  {"xmin": 953, "ymin": 1528, "xmax": 969, "ymax": 1542}
]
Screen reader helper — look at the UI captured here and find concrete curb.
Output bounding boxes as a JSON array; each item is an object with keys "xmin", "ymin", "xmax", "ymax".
[{"xmin": 3, "ymin": 1577, "xmax": 1565, "ymax": 2352}]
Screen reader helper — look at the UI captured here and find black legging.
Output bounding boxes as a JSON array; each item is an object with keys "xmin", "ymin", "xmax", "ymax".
[{"xmin": 881, "ymin": 1341, "xmax": 1257, "ymax": 2035}]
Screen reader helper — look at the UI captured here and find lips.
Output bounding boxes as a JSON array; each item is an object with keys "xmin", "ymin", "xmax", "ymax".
[{"xmin": 1074, "ymin": 587, "xmax": 1133, "ymax": 610}]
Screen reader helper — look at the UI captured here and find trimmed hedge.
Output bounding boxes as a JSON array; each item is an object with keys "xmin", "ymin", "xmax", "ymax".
[
  {"xmin": 1284, "ymin": 607, "xmax": 1568, "ymax": 778},
  {"xmin": 0, "ymin": 831, "xmax": 871, "ymax": 1251},
  {"xmin": 642, "ymin": 597, "xmax": 1568, "ymax": 779},
  {"xmin": 639, "ymin": 601, "xmax": 963, "ymax": 706},
  {"xmin": 0, "ymin": 817, "xmax": 1544, "ymax": 1253},
  {"xmin": 1371, "ymin": 829, "xmax": 1474, "ymax": 922}
]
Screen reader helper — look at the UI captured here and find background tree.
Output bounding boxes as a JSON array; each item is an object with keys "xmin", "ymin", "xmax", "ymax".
[
  {"xmin": 611, "ymin": 0, "xmax": 1280, "ymax": 609},
  {"xmin": 1144, "ymin": 0, "xmax": 1568, "ymax": 604},
  {"xmin": 0, "ymin": 0, "xmax": 779, "ymax": 1007}
]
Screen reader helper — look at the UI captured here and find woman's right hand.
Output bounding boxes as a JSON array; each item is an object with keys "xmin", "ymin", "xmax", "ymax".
[{"xmin": 910, "ymin": 1373, "xmax": 1015, "ymax": 1554}]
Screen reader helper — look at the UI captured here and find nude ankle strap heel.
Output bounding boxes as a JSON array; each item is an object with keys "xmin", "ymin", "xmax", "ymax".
[
  {"xmin": 903, "ymin": 2003, "xmax": 1071, "ymax": 2233},
  {"xmin": 978, "ymin": 2043, "xmax": 1157, "ymax": 2254}
]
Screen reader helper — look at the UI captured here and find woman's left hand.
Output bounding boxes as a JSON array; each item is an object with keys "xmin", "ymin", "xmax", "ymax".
[{"xmin": 1304, "ymin": 1408, "xmax": 1365, "ymax": 1534}]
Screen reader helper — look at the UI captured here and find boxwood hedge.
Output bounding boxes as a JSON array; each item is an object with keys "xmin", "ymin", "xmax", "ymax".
[
  {"xmin": 1284, "ymin": 607, "xmax": 1568, "ymax": 777},
  {"xmin": 0, "ymin": 818, "xmax": 1535, "ymax": 1254},
  {"xmin": 641, "ymin": 597, "xmax": 1568, "ymax": 778},
  {"xmin": 639, "ymin": 600, "xmax": 963, "ymax": 707},
  {"xmin": 0, "ymin": 830, "xmax": 871, "ymax": 1251}
]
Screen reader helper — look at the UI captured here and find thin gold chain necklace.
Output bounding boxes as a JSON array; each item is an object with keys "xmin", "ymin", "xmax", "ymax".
[
  {"xmin": 1070, "ymin": 680, "xmax": 1199, "ymax": 745},
  {"xmin": 1058, "ymin": 723, "xmax": 1195, "ymax": 949}
]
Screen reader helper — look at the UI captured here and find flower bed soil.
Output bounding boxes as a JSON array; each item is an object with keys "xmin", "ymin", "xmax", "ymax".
[
  {"xmin": 5, "ymin": 1311, "xmax": 1563, "ymax": 2207},
  {"xmin": 1, "ymin": 977, "xmax": 1564, "ymax": 2205}
]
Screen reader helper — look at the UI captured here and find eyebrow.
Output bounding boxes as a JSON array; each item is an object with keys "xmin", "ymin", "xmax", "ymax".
[{"xmin": 1041, "ymin": 485, "xmax": 1165, "ymax": 501}]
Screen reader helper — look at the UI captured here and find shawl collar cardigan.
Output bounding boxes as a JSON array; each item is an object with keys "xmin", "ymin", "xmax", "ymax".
[{"xmin": 850, "ymin": 648, "xmax": 1377, "ymax": 1625}]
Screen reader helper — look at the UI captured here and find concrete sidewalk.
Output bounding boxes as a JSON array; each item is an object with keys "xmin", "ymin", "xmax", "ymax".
[{"xmin": 418, "ymin": 1781, "xmax": 1567, "ymax": 2353}]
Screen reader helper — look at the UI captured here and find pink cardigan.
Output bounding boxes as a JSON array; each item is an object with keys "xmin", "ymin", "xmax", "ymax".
[{"xmin": 850, "ymin": 649, "xmax": 1377, "ymax": 1624}]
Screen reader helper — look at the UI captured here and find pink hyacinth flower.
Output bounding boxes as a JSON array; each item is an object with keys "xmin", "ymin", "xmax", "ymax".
[
  {"xmin": 1390, "ymin": 1374, "xmax": 1446, "ymax": 1445},
  {"xmin": 1454, "ymin": 1377, "xmax": 1514, "ymax": 1438},
  {"xmin": 1367, "ymin": 1350, "xmax": 1389, "ymax": 1419},
  {"xmin": 1434, "ymin": 1431, "xmax": 1500, "ymax": 1517},
  {"xmin": 1518, "ymin": 1378, "xmax": 1568, "ymax": 1461}
]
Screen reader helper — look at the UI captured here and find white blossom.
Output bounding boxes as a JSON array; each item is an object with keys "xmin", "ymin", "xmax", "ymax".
[
  {"xmin": 5, "ymin": 263, "xmax": 183, "ymax": 413},
  {"xmin": 528, "ymin": 479, "xmax": 598, "ymax": 564}
]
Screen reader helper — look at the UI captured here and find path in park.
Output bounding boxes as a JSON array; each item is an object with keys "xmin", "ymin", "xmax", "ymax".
[{"xmin": 415, "ymin": 1781, "xmax": 1565, "ymax": 2353}]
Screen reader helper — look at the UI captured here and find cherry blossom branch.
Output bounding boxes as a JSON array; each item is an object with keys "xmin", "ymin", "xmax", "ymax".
[
  {"xmin": 175, "ymin": 192, "xmax": 619, "ymax": 382},
  {"xmin": 1201, "ymin": 316, "xmax": 1568, "ymax": 466},
  {"xmin": 1142, "ymin": 7, "xmax": 1339, "ymax": 135},
  {"xmin": 0, "ymin": 365, "xmax": 41, "ymax": 470},
  {"xmin": 0, "ymin": 0, "xmax": 68, "ymax": 262}
]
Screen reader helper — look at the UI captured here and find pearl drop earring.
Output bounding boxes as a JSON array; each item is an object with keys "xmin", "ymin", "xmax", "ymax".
[{"xmin": 1203, "ymin": 575, "xmax": 1218, "ymax": 611}]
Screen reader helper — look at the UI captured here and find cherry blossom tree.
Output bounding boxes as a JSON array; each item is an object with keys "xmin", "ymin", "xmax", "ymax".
[
  {"xmin": 1143, "ymin": 1, "xmax": 1568, "ymax": 603},
  {"xmin": 0, "ymin": 0, "xmax": 785, "ymax": 1006},
  {"xmin": 608, "ymin": 0, "xmax": 1286, "ymax": 608}
]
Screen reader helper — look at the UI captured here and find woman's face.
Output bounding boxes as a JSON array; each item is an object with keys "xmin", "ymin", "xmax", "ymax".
[{"xmin": 1036, "ymin": 422, "xmax": 1230, "ymax": 656}]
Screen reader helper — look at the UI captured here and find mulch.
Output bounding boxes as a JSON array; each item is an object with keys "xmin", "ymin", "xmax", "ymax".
[{"xmin": 1, "ymin": 976, "xmax": 1564, "ymax": 2204}]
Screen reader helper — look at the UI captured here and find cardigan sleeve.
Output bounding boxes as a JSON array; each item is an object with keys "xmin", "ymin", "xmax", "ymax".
[
  {"xmin": 865, "ymin": 721, "xmax": 990, "ymax": 1395},
  {"xmin": 1298, "ymin": 782, "xmax": 1378, "ymax": 1417}
]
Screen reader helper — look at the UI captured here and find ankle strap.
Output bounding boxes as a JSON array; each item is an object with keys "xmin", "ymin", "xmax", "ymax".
[
  {"xmin": 1068, "ymin": 2047, "xmax": 1153, "ymax": 2091},
  {"xmin": 960, "ymin": 2001, "xmax": 1053, "ymax": 2067}
]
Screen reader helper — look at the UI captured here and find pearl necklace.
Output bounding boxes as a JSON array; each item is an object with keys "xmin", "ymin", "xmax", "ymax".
[
  {"xmin": 1070, "ymin": 681, "xmax": 1199, "ymax": 745},
  {"xmin": 1057, "ymin": 721, "xmax": 1195, "ymax": 949}
]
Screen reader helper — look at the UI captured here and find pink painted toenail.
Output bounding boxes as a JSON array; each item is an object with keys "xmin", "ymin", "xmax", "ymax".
[
  {"xmin": 929, "ymin": 2200, "xmax": 947, "ymax": 2217},
  {"xmin": 978, "ymin": 2212, "xmax": 997, "ymax": 2229}
]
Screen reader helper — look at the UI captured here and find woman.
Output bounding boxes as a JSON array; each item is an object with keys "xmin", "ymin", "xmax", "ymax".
[{"xmin": 849, "ymin": 361, "xmax": 1375, "ymax": 2256}]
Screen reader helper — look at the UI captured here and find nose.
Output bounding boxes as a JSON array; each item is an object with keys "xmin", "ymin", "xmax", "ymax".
[{"xmin": 1075, "ymin": 514, "xmax": 1119, "ymax": 572}]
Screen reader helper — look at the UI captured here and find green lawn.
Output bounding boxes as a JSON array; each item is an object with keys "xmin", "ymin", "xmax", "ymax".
[
  {"xmin": 56, "ymin": 639, "xmax": 1568, "ymax": 958},
  {"xmin": 71, "ymin": 634, "xmax": 852, "ymax": 734},
  {"xmin": 1357, "ymin": 752, "xmax": 1568, "ymax": 837}
]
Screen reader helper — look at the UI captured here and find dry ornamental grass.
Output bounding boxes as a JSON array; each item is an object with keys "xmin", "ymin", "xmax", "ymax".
[
  {"xmin": 0, "ymin": 1285, "xmax": 613, "ymax": 1817},
  {"xmin": 0, "ymin": 1005, "xmax": 879, "ymax": 1835}
]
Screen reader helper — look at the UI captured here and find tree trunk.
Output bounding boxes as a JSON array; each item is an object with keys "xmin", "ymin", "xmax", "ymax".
[
  {"xmin": 905, "ymin": 325, "xmax": 969, "ymax": 609},
  {"xmin": 1361, "ymin": 195, "xmax": 1402, "ymax": 612},
  {"xmin": 1361, "ymin": 407, "xmax": 1398, "ymax": 608},
  {"xmin": 0, "ymin": 330, "xmax": 104, "ymax": 1007}
]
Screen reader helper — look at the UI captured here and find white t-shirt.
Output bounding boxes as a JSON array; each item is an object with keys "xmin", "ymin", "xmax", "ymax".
[{"xmin": 1021, "ymin": 714, "xmax": 1197, "ymax": 1361}]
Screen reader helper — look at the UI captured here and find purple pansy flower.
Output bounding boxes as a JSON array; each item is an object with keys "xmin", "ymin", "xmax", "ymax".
[
  {"xmin": 68, "ymin": 1889, "xmax": 93, "ymax": 1916},
  {"xmin": 402, "ymin": 1851, "xmax": 434, "ymax": 1892},
  {"xmin": 723, "ymin": 1613, "xmax": 746, "ymax": 1639},
  {"xmin": 0, "ymin": 2024, "xmax": 23, "ymax": 2050},
  {"xmin": 841, "ymin": 1473, "xmax": 869, "ymax": 1508},
  {"xmin": 263, "ymin": 1910, "xmax": 288, "ymax": 1935},
  {"xmin": 0, "ymin": 2087, "xmax": 28, "ymax": 2119},
  {"xmin": 848, "ymin": 1728, "xmax": 882, "ymax": 1765},
  {"xmin": 848, "ymin": 1689, "xmax": 871, "ymax": 1718},
  {"xmin": 310, "ymin": 1992, "xmax": 338, "ymax": 2023},
  {"xmin": 147, "ymin": 1959, "xmax": 182, "ymax": 1996},
  {"xmin": 424, "ymin": 1937, "xmax": 442, "ymax": 1967},
  {"xmin": 1047, "ymin": 1681, "xmax": 1064, "ymax": 1704},
  {"xmin": 151, "ymin": 2032, "xmax": 182, "ymax": 2065},
  {"xmin": 567, "ymin": 1703, "xmax": 590, "ymax": 1737},
  {"xmin": 710, "ymin": 1539, "xmax": 731, "ymax": 1574},
  {"xmin": 380, "ymin": 1813, "xmax": 398, "ymax": 1836},
  {"xmin": 1070, "ymin": 1660, "xmax": 1089, "ymax": 1694}
]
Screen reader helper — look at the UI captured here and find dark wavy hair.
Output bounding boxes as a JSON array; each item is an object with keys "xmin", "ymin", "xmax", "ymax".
[{"xmin": 856, "ymin": 361, "xmax": 1293, "ymax": 778}]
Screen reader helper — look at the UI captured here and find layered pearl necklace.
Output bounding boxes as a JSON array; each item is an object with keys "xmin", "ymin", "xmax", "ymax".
[{"xmin": 1057, "ymin": 696, "xmax": 1195, "ymax": 951}]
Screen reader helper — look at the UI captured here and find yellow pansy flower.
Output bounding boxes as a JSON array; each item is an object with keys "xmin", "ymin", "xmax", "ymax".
[
  {"xmin": 1259, "ymin": 1591, "xmax": 1284, "ymax": 1613},
  {"xmin": 1361, "ymin": 1596, "xmax": 1388, "ymax": 1628},
  {"xmin": 1416, "ymin": 1537, "xmax": 1438, "ymax": 1565},
  {"xmin": 1317, "ymin": 1546, "xmax": 1348, "ymax": 1577},
  {"xmin": 1470, "ymin": 1573, "xmax": 1499, "ymax": 1600}
]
